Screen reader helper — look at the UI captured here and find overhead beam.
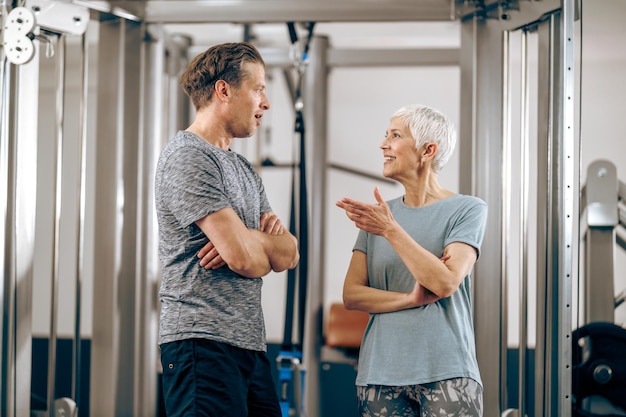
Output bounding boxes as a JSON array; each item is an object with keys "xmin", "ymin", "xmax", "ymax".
[
  {"xmin": 80, "ymin": 0, "xmax": 456, "ymax": 23},
  {"xmin": 188, "ymin": 46, "xmax": 460, "ymax": 68},
  {"xmin": 455, "ymin": 0, "xmax": 564, "ymax": 29},
  {"xmin": 327, "ymin": 47, "xmax": 459, "ymax": 67}
]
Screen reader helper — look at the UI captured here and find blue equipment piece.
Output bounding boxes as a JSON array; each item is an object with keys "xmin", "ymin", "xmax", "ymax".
[{"xmin": 277, "ymin": 350, "xmax": 304, "ymax": 417}]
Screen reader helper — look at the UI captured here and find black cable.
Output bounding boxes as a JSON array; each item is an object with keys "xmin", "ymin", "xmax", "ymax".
[{"xmin": 280, "ymin": 20, "xmax": 315, "ymax": 352}]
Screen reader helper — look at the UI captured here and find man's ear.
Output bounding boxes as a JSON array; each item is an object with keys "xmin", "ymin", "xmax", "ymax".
[{"xmin": 214, "ymin": 80, "xmax": 230, "ymax": 102}]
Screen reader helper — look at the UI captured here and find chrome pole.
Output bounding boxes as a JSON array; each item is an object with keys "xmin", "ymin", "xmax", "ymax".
[
  {"xmin": 500, "ymin": 28, "xmax": 511, "ymax": 414},
  {"xmin": 302, "ymin": 35, "xmax": 329, "ymax": 417},
  {"xmin": 72, "ymin": 31, "xmax": 89, "ymax": 407},
  {"xmin": 518, "ymin": 28, "xmax": 530, "ymax": 417},
  {"xmin": 47, "ymin": 33, "xmax": 66, "ymax": 417},
  {"xmin": 0, "ymin": 26, "xmax": 17, "ymax": 417}
]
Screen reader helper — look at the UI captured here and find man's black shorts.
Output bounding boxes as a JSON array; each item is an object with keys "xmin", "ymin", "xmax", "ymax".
[{"xmin": 160, "ymin": 338, "xmax": 281, "ymax": 417}]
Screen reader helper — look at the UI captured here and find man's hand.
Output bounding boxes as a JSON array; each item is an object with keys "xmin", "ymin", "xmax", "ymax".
[
  {"xmin": 198, "ymin": 240, "xmax": 226, "ymax": 269},
  {"xmin": 259, "ymin": 212, "xmax": 285, "ymax": 235},
  {"xmin": 198, "ymin": 212, "xmax": 286, "ymax": 270}
]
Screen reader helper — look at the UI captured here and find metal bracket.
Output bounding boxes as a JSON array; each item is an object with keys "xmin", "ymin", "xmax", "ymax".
[
  {"xmin": 2, "ymin": 1, "xmax": 89, "ymax": 65},
  {"xmin": 586, "ymin": 160, "xmax": 618, "ymax": 227},
  {"xmin": 456, "ymin": 0, "xmax": 521, "ymax": 22},
  {"xmin": 25, "ymin": 0, "xmax": 89, "ymax": 36}
]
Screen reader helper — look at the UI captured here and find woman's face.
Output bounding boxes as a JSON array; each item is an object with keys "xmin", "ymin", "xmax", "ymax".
[{"xmin": 379, "ymin": 117, "xmax": 420, "ymax": 182}]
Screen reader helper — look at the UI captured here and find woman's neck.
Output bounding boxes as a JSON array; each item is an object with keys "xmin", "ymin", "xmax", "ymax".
[{"xmin": 402, "ymin": 175, "xmax": 453, "ymax": 208}]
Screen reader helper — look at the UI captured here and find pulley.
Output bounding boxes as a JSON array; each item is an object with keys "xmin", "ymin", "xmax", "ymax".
[{"xmin": 3, "ymin": 7, "xmax": 36, "ymax": 65}]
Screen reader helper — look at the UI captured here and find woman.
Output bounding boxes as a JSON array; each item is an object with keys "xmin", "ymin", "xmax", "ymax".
[{"xmin": 336, "ymin": 104, "xmax": 488, "ymax": 417}]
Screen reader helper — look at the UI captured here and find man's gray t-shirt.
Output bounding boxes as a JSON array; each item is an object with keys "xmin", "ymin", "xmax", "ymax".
[
  {"xmin": 155, "ymin": 130, "xmax": 272, "ymax": 351},
  {"xmin": 353, "ymin": 194, "xmax": 487, "ymax": 386}
]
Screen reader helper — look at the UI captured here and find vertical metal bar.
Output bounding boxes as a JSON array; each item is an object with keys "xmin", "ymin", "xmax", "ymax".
[
  {"xmin": 302, "ymin": 35, "xmax": 329, "ymax": 417},
  {"xmin": 500, "ymin": 28, "xmax": 511, "ymax": 414},
  {"xmin": 0, "ymin": 54, "xmax": 9, "ymax": 417},
  {"xmin": 91, "ymin": 18, "xmax": 143, "ymax": 416},
  {"xmin": 535, "ymin": 5, "xmax": 576, "ymax": 416},
  {"xmin": 459, "ymin": 16, "xmax": 505, "ymax": 417},
  {"xmin": 14, "ymin": 42, "xmax": 39, "ymax": 417},
  {"xmin": 91, "ymin": 19, "xmax": 124, "ymax": 416},
  {"xmin": 547, "ymin": 8, "xmax": 576, "ymax": 417},
  {"xmin": 72, "ymin": 31, "xmax": 89, "ymax": 406},
  {"xmin": 166, "ymin": 32, "xmax": 192, "ymax": 138},
  {"xmin": 133, "ymin": 24, "xmax": 164, "ymax": 417},
  {"xmin": 1, "ymin": 21, "xmax": 39, "ymax": 417},
  {"xmin": 558, "ymin": 2, "xmax": 576, "ymax": 414},
  {"xmin": 534, "ymin": 18, "xmax": 551, "ymax": 417},
  {"xmin": 0, "ymin": 43, "xmax": 17, "ymax": 417},
  {"xmin": 47, "ymin": 33, "xmax": 66, "ymax": 417},
  {"xmin": 518, "ymin": 28, "xmax": 530, "ymax": 417}
]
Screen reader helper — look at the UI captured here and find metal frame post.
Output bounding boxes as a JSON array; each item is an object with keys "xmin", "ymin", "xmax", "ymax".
[
  {"xmin": 459, "ymin": 1, "xmax": 576, "ymax": 416},
  {"xmin": 133, "ymin": 23, "xmax": 170, "ymax": 417},
  {"xmin": 534, "ymin": 7, "xmax": 577, "ymax": 416},
  {"xmin": 90, "ymin": 17, "xmax": 145, "ymax": 417},
  {"xmin": 459, "ymin": 14, "xmax": 506, "ymax": 417},
  {"xmin": 1, "ymin": 34, "xmax": 40, "ymax": 417},
  {"xmin": 302, "ymin": 35, "xmax": 329, "ymax": 417}
]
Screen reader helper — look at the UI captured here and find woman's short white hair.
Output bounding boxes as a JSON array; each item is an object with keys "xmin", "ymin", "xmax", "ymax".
[{"xmin": 391, "ymin": 104, "xmax": 457, "ymax": 173}]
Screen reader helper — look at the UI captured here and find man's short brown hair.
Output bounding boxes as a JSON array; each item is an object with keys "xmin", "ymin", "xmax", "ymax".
[{"xmin": 180, "ymin": 42, "xmax": 265, "ymax": 110}]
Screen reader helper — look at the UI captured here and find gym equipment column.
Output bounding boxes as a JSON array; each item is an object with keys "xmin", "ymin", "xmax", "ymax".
[
  {"xmin": 534, "ymin": 8, "xmax": 578, "ymax": 416},
  {"xmin": 459, "ymin": 12, "xmax": 506, "ymax": 417},
  {"xmin": 47, "ymin": 32, "xmax": 66, "ymax": 417},
  {"xmin": 136, "ymin": 24, "xmax": 172, "ymax": 417},
  {"xmin": 458, "ymin": 1, "xmax": 578, "ymax": 416},
  {"xmin": 301, "ymin": 35, "xmax": 329, "ymax": 417},
  {"xmin": 1, "ymin": 3, "xmax": 89, "ymax": 415},
  {"xmin": 0, "ymin": 8, "xmax": 39, "ymax": 415},
  {"xmin": 90, "ymin": 17, "xmax": 148, "ymax": 417}
]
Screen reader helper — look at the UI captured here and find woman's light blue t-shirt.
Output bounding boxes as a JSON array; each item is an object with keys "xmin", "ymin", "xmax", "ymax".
[{"xmin": 353, "ymin": 193, "xmax": 488, "ymax": 387}]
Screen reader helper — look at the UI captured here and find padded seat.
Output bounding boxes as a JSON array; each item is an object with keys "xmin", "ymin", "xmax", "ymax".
[{"xmin": 325, "ymin": 303, "xmax": 370, "ymax": 349}]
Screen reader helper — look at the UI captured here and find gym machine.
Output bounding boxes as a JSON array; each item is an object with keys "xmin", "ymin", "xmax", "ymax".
[
  {"xmin": 575, "ymin": 159, "xmax": 626, "ymax": 417},
  {"xmin": 1, "ymin": 2, "xmax": 89, "ymax": 416}
]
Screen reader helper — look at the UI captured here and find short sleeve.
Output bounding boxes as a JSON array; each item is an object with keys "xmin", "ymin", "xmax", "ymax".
[
  {"xmin": 353, "ymin": 229, "xmax": 368, "ymax": 254},
  {"xmin": 160, "ymin": 147, "xmax": 231, "ymax": 228},
  {"xmin": 445, "ymin": 199, "xmax": 488, "ymax": 259}
]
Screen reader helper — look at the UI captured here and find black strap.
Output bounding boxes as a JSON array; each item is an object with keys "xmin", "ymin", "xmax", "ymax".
[
  {"xmin": 295, "ymin": 110, "xmax": 308, "ymax": 346},
  {"xmin": 281, "ymin": 177, "xmax": 297, "ymax": 350},
  {"xmin": 281, "ymin": 109, "xmax": 308, "ymax": 352},
  {"xmin": 281, "ymin": 21, "xmax": 315, "ymax": 352}
]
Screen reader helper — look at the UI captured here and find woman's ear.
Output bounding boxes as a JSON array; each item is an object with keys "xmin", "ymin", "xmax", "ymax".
[{"xmin": 422, "ymin": 142, "xmax": 438, "ymax": 159}]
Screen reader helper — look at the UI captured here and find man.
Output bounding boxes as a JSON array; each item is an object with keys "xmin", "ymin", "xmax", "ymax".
[{"xmin": 155, "ymin": 42, "xmax": 299, "ymax": 417}]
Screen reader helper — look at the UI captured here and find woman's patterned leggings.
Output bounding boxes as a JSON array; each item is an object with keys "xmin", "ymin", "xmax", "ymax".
[{"xmin": 356, "ymin": 378, "xmax": 482, "ymax": 417}]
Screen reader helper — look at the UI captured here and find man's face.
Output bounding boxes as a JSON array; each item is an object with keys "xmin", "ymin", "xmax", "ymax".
[{"xmin": 227, "ymin": 62, "xmax": 271, "ymax": 139}]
